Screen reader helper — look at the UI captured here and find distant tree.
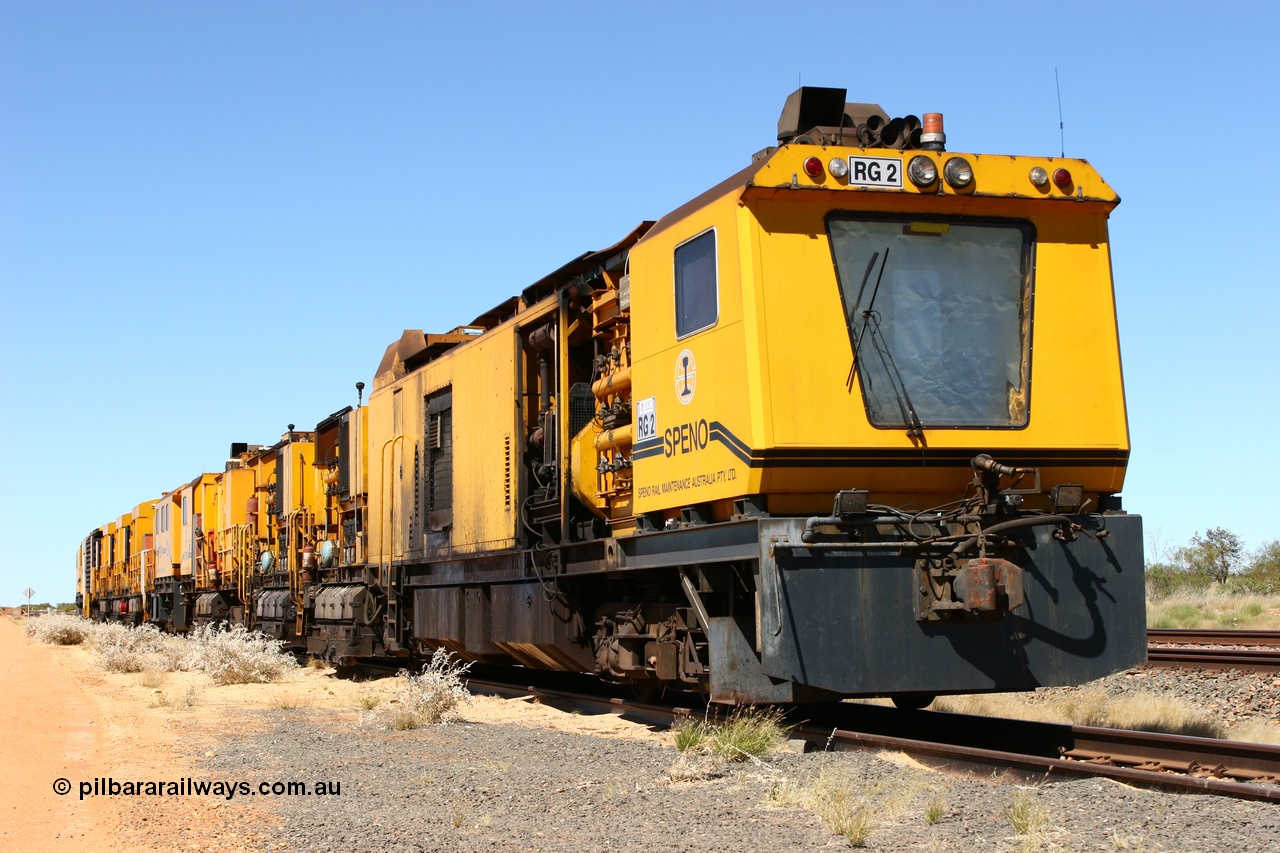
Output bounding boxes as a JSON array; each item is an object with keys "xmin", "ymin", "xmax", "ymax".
[
  {"xmin": 1178, "ymin": 528, "xmax": 1244, "ymax": 585},
  {"xmin": 1144, "ymin": 561, "xmax": 1193, "ymax": 598},
  {"xmin": 1244, "ymin": 540, "xmax": 1280, "ymax": 593}
]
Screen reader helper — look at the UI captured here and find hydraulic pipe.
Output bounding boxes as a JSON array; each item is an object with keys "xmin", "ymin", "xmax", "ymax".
[
  {"xmin": 539, "ymin": 356, "xmax": 551, "ymax": 413},
  {"xmin": 801, "ymin": 517, "xmax": 844, "ymax": 544},
  {"xmin": 591, "ymin": 365, "xmax": 631, "ymax": 402},
  {"xmin": 594, "ymin": 424, "xmax": 633, "ymax": 453},
  {"xmin": 557, "ymin": 299, "xmax": 570, "ymax": 544},
  {"xmin": 950, "ymin": 515, "xmax": 1072, "ymax": 558}
]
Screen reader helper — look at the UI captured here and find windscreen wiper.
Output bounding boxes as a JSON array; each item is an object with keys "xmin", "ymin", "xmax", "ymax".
[
  {"xmin": 846, "ymin": 249, "xmax": 883, "ymax": 388},
  {"xmin": 848, "ymin": 247, "xmax": 926, "ymax": 444},
  {"xmin": 861, "ymin": 312, "xmax": 926, "ymax": 444}
]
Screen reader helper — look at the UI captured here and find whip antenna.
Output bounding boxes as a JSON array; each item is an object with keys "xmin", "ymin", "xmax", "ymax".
[{"xmin": 1055, "ymin": 68, "xmax": 1065, "ymax": 157}]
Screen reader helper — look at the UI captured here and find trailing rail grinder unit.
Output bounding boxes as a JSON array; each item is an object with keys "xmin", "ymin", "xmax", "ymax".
[{"xmin": 77, "ymin": 87, "xmax": 1145, "ymax": 706}]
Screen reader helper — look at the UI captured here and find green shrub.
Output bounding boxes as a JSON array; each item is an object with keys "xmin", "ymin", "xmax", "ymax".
[{"xmin": 673, "ymin": 720, "xmax": 708, "ymax": 753}]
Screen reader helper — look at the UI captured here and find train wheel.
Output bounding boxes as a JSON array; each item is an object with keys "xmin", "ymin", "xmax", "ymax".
[
  {"xmin": 629, "ymin": 680, "xmax": 664, "ymax": 704},
  {"xmin": 891, "ymin": 694, "xmax": 935, "ymax": 711}
]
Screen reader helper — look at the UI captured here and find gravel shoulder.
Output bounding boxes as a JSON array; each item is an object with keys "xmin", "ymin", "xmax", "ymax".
[
  {"xmin": 7, "ymin": 616, "xmax": 1280, "ymax": 852},
  {"xmin": 211, "ymin": 699, "xmax": 1280, "ymax": 853}
]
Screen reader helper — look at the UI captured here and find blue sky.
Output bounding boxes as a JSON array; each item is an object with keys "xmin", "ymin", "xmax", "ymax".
[{"xmin": 2, "ymin": 1, "xmax": 1277, "ymax": 603}]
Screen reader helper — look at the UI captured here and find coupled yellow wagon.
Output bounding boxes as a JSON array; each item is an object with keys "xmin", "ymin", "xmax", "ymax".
[{"xmin": 80, "ymin": 87, "xmax": 1144, "ymax": 705}]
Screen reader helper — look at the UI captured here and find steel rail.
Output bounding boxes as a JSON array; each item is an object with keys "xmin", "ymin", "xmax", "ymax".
[
  {"xmin": 463, "ymin": 677, "xmax": 1280, "ymax": 802},
  {"xmin": 1147, "ymin": 629, "xmax": 1280, "ymax": 648},
  {"xmin": 1145, "ymin": 646, "xmax": 1280, "ymax": 673}
]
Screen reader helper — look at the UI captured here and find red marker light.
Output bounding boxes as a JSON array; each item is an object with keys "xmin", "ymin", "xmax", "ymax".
[
  {"xmin": 802, "ymin": 156, "xmax": 824, "ymax": 179},
  {"xmin": 1052, "ymin": 168, "xmax": 1073, "ymax": 189}
]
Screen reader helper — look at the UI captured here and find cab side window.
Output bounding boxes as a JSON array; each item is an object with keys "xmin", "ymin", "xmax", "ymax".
[{"xmin": 675, "ymin": 229, "xmax": 718, "ymax": 338}]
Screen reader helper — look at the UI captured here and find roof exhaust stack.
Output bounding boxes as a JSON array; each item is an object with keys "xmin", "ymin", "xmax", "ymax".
[
  {"xmin": 776, "ymin": 86, "xmax": 890, "ymax": 148},
  {"xmin": 777, "ymin": 86, "xmax": 847, "ymax": 143}
]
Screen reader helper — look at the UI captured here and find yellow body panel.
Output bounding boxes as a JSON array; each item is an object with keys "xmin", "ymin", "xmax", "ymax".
[
  {"xmin": 110, "ymin": 513, "xmax": 132, "ymax": 595},
  {"xmin": 276, "ymin": 438, "xmax": 320, "ymax": 523},
  {"xmin": 752, "ymin": 147, "xmax": 1118, "ymax": 204},
  {"xmin": 628, "ymin": 144, "xmax": 1128, "ymax": 519},
  {"xmin": 178, "ymin": 475, "xmax": 214, "ymax": 577},
  {"xmin": 368, "ymin": 316, "xmax": 544, "ymax": 567},
  {"xmin": 128, "ymin": 501, "xmax": 156, "ymax": 597},
  {"xmin": 447, "ymin": 327, "xmax": 520, "ymax": 553},
  {"xmin": 366, "ymin": 370, "xmax": 421, "ymax": 567},
  {"xmin": 100, "ymin": 521, "xmax": 117, "ymax": 597},
  {"xmin": 314, "ymin": 405, "xmax": 369, "ymax": 565},
  {"xmin": 153, "ymin": 490, "xmax": 182, "ymax": 579}
]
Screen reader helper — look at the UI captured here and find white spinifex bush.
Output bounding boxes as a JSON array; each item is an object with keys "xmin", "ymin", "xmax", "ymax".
[
  {"xmin": 185, "ymin": 623, "xmax": 298, "ymax": 685},
  {"xmin": 23, "ymin": 613, "xmax": 190, "ymax": 671},
  {"xmin": 22, "ymin": 612, "xmax": 93, "ymax": 646},
  {"xmin": 92, "ymin": 622, "xmax": 182, "ymax": 673},
  {"xmin": 363, "ymin": 648, "xmax": 472, "ymax": 730},
  {"xmin": 25, "ymin": 615, "xmax": 298, "ymax": 684}
]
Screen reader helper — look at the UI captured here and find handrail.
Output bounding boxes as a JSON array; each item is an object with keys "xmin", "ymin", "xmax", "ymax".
[
  {"xmin": 379, "ymin": 434, "xmax": 406, "ymax": 588},
  {"xmin": 237, "ymin": 522, "xmax": 254, "ymax": 608},
  {"xmin": 285, "ymin": 507, "xmax": 313, "ymax": 608}
]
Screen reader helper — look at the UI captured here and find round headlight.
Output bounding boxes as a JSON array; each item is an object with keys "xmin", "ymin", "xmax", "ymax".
[
  {"xmin": 828, "ymin": 157, "xmax": 849, "ymax": 178},
  {"xmin": 1053, "ymin": 168, "xmax": 1073, "ymax": 189},
  {"xmin": 944, "ymin": 157, "xmax": 973, "ymax": 189},
  {"xmin": 802, "ymin": 156, "xmax": 824, "ymax": 179},
  {"xmin": 908, "ymin": 155, "xmax": 937, "ymax": 187},
  {"xmin": 1029, "ymin": 167, "xmax": 1049, "ymax": 188}
]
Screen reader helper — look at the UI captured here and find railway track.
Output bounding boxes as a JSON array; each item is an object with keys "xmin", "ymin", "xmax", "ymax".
[
  {"xmin": 459, "ymin": 673, "xmax": 1280, "ymax": 803},
  {"xmin": 1146, "ymin": 629, "xmax": 1280, "ymax": 672},
  {"xmin": 1147, "ymin": 629, "xmax": 1280, "ymax": 647}
]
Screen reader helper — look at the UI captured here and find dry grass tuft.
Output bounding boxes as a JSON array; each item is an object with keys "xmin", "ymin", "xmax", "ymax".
[
  {"xmin": 355, "ymin": 690, "xmax": 385, "ymax": 710},
  {"xmin": 149, "ymin": 683, "xmax": 201, "ymax": 709},
  {"xmin": 1005, "ymin": 789, "xmax": 1050, "ymax": 835},
  {"xmin": 713, "ymin": 706, "xmax": 791, "ymax": 761},
  {"xmin": 766, "ymin": 767, "xmax": 946, "ymax": 847},
  {"xmin": 808, "ymin": 770, "xmax": 876, "ymax": 846},
  {"xmin": 1229, "ymin": 719, "xmax": 1280, "ymax": 745},
  {"xmin": 670, "ymin": 706, "xmax": 791, "ymax": 764},
  {"xmin": 935, "ymin": 687, "xmax": 1233, "ymax": 741},
  {"xmin": 1055, "ymin": 687, "xmax": 1110, "ymax": 728},
  {"xmin": 1004, "ymin": 788, "xmax": 1058, "ymax": 852},
  {"xmin": 1110, "ymin": 828, "xmax": 1148, "ymax": 849},
  {"xmin": 1103, "ymin": 694, "xmax": 1225, "ymax": 739},
  {"xmin": 271, "ymin": 693, "xmax": 310, "ymax": 710},
  {"xmin": 667, "ymin": 752, "xmax": 729, "ymax": 782},
  {"xmin": 936, "ymin": 687, "xmax": 1112, "ymax": 727},
  {"xmin": 136, "ymin": 667, "xmax": 167, "ymax": 689},
  {"xmin": 361, "ymin": 649, "xmax": 471, "ymax": 730},
  {"xmin": 672, "ymin": 718, "xmax": 708, "ymax": 753}
]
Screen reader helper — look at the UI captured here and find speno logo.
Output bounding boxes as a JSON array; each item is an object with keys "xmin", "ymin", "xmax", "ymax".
[{"xmin": 675, "ymin": 349, "xmax": 696, "ymax": 405}]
